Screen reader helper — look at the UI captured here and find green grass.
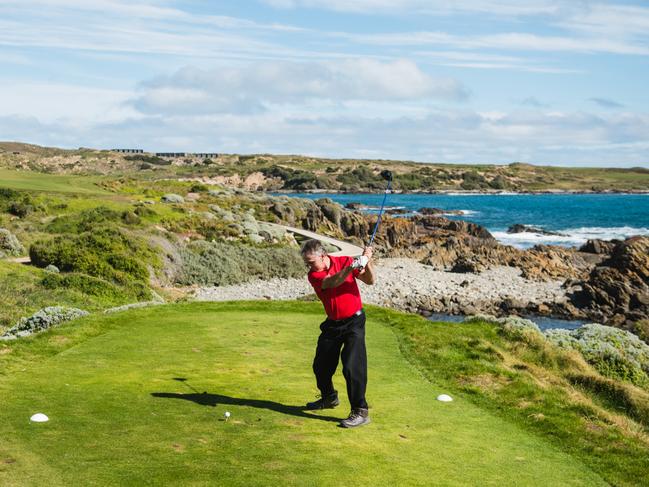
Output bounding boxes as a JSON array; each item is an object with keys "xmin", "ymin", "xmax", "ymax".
[
  {"xmin": 0, "ymin": 169, "xmax": 109, "ymax": 195},
  {"xmin": 0, "ymin": 302, "xmax": 617, "ymax": 486}
]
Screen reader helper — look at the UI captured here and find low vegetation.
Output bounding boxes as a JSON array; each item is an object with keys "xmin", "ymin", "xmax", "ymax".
[{"xmin": 177, "ymin": 240, "xmax": 304, "ymax": 286}]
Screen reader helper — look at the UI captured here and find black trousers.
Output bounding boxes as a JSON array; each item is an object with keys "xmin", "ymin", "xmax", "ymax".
[{"xmin": 312, "ymin": 310, "xmax": 368, "ymax": 410}]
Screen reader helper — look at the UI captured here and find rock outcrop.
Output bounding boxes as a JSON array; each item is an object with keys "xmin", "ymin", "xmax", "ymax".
[
  {"xmin": 507, "ymin": 224, "xmax": 565, "ymax": 236},
  {"xmin": 570, "ymin": 236, "xmax": 649, "ymax": 327}
]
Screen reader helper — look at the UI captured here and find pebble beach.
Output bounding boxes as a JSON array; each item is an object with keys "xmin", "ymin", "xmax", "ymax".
[{"xmin": 192, "ymin": 258, "xmax": 568, "ymax": 316}]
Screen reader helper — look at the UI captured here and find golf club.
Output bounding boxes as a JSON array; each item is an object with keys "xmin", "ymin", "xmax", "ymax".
[{"xmin": 368, "ymin": 170, "xmax": 393, "ymax": 246}]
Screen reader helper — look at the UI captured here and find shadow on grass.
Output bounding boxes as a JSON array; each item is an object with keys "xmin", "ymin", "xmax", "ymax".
[{"xmin": 151, "ymin": 391, "xmax": 341, "ymax": 423}]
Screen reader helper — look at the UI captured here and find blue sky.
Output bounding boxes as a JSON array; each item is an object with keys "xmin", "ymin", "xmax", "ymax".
[{"xmin": 1, "ymin": 0, "xmax": 648, "ymax": 166}]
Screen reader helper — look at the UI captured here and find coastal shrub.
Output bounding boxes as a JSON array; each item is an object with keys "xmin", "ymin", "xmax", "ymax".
[
  {"xmin": 7, "ymin": 200, "xmax": 34, "ymax": 218},
  {"xmin": 46, "ymin": 206, "xmax": 121, "ymax": 233},
  {"xmin": 1, "ymin": 306, "xmax": 88, "ymax": 339},
  {"xmin": 546, "ymin": 324, "xmax": 649, "ymax": 388},
  {"xmin": 41, "ymin": 272, "xmax": 150, "ymax": 300},
  {"xmin": 121, "ymin": 210, "xmax": 141, "ymax": 225},
  {"xmin": 190, "ymin": 183, "xmax": 209, "ymax": 193},
  {"xmin": 176, "ymin": 240, "xmax": 304, "ymax": 286},
  {"xmin": 465, "ymin": 314, "xmax": 542, "ymax": 341},
  {"xmin": 0, "ymin": 228, "xmax": 25, "ymax": 256},
  {"xmin": 30, "ymin": 227, "xmax": 158, "ymax": 286},
  {"xmin": 488, "ymin": 175, "xmax": 508, "ymax": 190},
  {"xmin": 336, "ymin": 167, "xmax": 385, "ymax": 190},
  {"xmin": 394, "ymin": 172, "xmax": 437, "ymax": 191},
  {"xmin": 262, "ymin": 165, "xmax": 335, "ymax": 190},
  {"xmin": 0, "ymin": 187, "xmax": 20, "ymax": 200},
  {"xmin": 134, "ymin": 206, "xmax": 157, "ymax": 218},
  {"xmin": 460, "ymin": 171, "xmax": 488, "ymax": 190},
  {"xmin": 631, "ymin": 320, "xmax": 649, "ymax": 344},
  {"xmin": 45, "ymin": 264, "xmax": 60, "ymax": 273},
  {"xmin": 124, "ymin": 154, "xmax": 170, "ymax": 165}
]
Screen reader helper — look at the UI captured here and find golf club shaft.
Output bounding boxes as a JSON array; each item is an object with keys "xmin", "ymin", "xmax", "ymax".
[{"xmin": 368, "ymin": 180, "xmax": 391, "ymax": 246}]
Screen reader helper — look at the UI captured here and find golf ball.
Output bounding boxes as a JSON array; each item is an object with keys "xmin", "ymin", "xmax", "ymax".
[{"xmin": 224, "ymin": 411, "xmax": 231, "ymax": 419}]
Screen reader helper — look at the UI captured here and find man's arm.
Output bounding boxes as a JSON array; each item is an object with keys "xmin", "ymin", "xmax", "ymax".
[{"xmin": 321, "ymin": 266, "xmax": 353, "ymax": 290}]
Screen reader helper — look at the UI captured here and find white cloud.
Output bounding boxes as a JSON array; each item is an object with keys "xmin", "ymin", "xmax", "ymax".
[
  {"xmin": 558, "ymin": 4, "xmax": 649, "ymax": 37},
  {"xmin": 131, "ymin": 59, "xmax": 468, "ymax": 115},
  {"xmin": 262, "ymin": 0, "xmax": 563, "ymax": 16},
  {"xmin": 0, "ymin": 82, "xmax": 138, "ymax": 123},
  {"xmin": 341, "ymin": 30, "xmax": 649, "ymax": 56}
]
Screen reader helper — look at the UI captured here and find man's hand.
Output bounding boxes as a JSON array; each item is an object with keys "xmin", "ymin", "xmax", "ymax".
[
  {"xmin": 351, "ymin": 255, "xmax": 369, "ymax": 270},
  {"xmin": 362, "ymin": 246, "xmax": 373, "ymax": 261},
  {"xmin": 351, "ymin": 246, "xmax": 373, "ymax": 270},
  {"xmin": 357, "ymin": 246, "xmax": 376, "ymax": 285}
]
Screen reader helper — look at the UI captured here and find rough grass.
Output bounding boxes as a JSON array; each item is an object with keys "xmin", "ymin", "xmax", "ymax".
[
  {"xmin": 0, "ymin": 261, "xmax": 144, "ymax": 333},
  {"xmin": 0, "ymin": 301, "xmax": 641, "ymax": 486},
  {"xmin": 378, "ymin": 308, "xmax": 649, "ymax": 486}
]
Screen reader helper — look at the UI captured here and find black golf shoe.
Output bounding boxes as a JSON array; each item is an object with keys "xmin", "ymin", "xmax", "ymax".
[
  {"xmin": 305, "ymin": 391, "xmax": 340, "ymax": 410},
  {"xmin": 340, "ymin": 408, "xmax": 370, "ymax": 428}
]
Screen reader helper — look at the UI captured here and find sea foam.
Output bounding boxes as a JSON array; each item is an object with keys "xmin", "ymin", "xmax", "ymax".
[{"xmin": 493, "ymin": 226, "xmax": 649, "ymax": 249}]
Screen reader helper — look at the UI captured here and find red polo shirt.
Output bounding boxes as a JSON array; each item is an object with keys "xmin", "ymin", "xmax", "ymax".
[{"xmin": 308, "ymin": 255, "xmax": 362, "ymax": 320}]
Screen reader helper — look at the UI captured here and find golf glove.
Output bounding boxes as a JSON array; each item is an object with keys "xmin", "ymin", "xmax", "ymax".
[{"xmin": 351, "ymin": 255, "xmax": 369, "ymax": 270}]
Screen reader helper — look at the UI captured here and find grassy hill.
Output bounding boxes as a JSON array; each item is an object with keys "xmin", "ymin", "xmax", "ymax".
[
  {"xmin": 2, "ymin": 142, "xmax": 649, "ymax": 193},
  {"xmin": 1, "ymin": 302, "xmax": 648, "ymax": 485}
]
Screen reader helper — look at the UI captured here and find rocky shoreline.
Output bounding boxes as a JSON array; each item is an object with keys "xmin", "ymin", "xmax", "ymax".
[
  {"xmin": 248, "ymin": 193, "xmax": 649, "ymax": 336},
  {"xmin": 192, "ymin": 257, "xmax": 570, "ymax": 319}
]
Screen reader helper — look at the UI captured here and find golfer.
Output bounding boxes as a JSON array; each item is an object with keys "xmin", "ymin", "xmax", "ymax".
[{"xmin": 301, "ymin": 239, "xmax": 375, "ymax": 428}]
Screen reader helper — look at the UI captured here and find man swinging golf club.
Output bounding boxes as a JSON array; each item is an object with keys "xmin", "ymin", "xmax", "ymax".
[
  {"xmin": 301, "ymin": 169, "xmax": 392, "ymax": 428},
  {"xmin": 301, "ymin": 239, "xmax": 375, "ymax": 428}
]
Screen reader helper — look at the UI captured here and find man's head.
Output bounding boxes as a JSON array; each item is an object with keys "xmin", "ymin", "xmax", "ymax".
[{"xmin": 301, "ymin": 239, "xmax": 328, "ymax": 272}]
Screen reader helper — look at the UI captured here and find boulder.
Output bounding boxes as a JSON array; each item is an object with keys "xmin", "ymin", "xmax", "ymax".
[
  {"xmin": 570, "ymin": 236, "xmax": 649, "ymax": 326},
  {"xmin": 316, "ymin": 198, "xmax": 343, "ymax": 227},
  {"xmin": 345, "ymin": 202, "xmax": 363, "ymax": 210},
  {"xmin": 161, "ymin": 194, "xmax": 184, "ymax": 203},
  {"xmin": 507, "ymin": 224, "xmax": 565, "ymax": 236},
  {"xmin": 579, "ymin": 239, "xmax": 617, "ymax": 255}
]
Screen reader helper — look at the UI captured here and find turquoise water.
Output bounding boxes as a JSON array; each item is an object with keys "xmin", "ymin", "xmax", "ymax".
[
  {"xmin": 427, "ymin": 313, "xmax": 586, "ymax": 331},
  {"xmin": 281, "ymin": 193, "xmax": 649, "ymax": 248}
]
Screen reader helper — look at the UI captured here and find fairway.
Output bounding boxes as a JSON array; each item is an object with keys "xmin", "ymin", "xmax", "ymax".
[
  {"xmin": 0, "ymin": 169, "xmax": 109, "ymax": 194},
  {"xmin": 0, "ymin": 302, "xmax": 606, "ymax": 486}
]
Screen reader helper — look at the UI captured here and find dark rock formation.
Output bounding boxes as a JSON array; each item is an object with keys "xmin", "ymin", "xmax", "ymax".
[
  {"xmin": 418, "ymin": 207, "xmax": 464, "ymax": 215},
  {"xmin": 570, "ymin": 237, "xmax": 649, "ymax": 327},
  {"xmin": 579, "ymin": 239, "xmax": 618, "ymax": 254},
  {"xmin": 345, "ymin": 202, "xmax": 363, "ymax": 210},
  {"xmin": 507, "ymin": 224, "xmax": 565, "ymax": 236}
]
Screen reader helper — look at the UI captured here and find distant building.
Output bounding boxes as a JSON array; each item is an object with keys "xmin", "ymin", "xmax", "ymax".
[
  {"xmin": 113, "ymin": 148, "xmax": 143, "ymax": 154},
  {"xmin": 156, "ymin": 152, "xmax": 186, "ymax": 158},
  {"xmin": 194, "ymin": 153, "xmax": 219, "ymax": 158}
]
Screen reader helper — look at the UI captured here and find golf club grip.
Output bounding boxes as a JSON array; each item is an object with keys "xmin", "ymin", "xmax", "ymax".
[{"xmin": 369, "ymin": 180, "xmax": 391, "ymax": 246}]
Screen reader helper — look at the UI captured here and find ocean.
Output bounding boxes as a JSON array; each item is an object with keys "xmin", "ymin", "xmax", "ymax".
[{"xmin": 279, "ymin": 193, "xmax": 649, "ymax": 249}]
